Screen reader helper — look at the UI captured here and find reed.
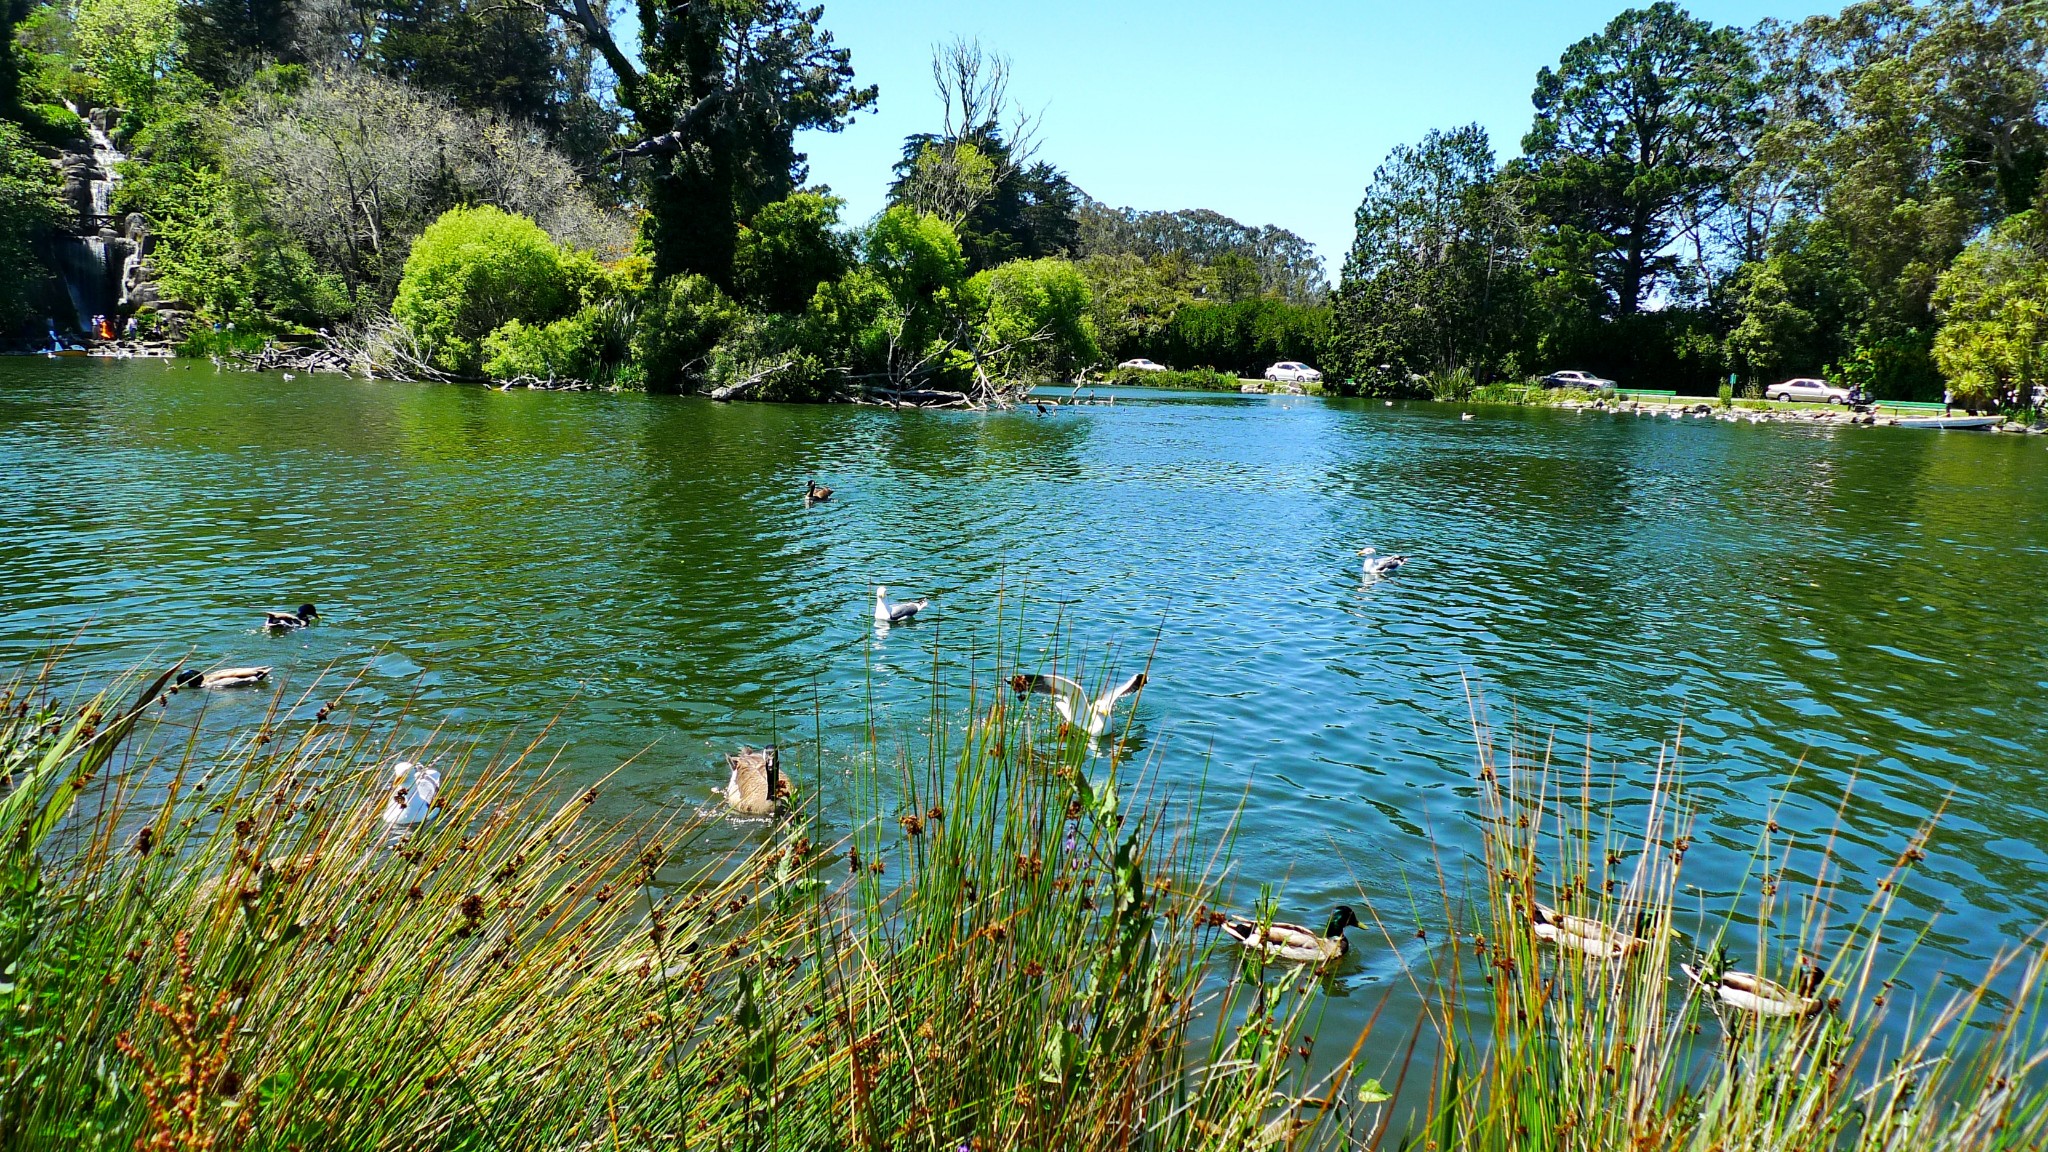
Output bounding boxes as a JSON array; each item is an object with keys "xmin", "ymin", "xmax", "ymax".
[{"xmin": 1, "ymin": 647, "xmax": 2043, "ymax": 1150}]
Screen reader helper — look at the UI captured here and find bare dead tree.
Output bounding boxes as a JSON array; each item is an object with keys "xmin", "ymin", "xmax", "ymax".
[{"xmin": 931, "ymin": 37, "xmax": 1042, "ymax": 174}]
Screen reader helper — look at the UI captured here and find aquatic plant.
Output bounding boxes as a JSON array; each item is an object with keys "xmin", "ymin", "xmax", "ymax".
[{"xmin": 1, "ymin": 647, "xmax": 2043, "ymax": 1150}]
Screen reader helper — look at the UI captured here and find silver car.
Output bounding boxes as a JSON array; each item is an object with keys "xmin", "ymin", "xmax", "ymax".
[
  {"xmin": 1768, "ymin": 377, "xmax": 1852, "ymax": 404},
  {"xmin": 1264, "ymin": 361, "xmax": 1323, "ymax": 384}
]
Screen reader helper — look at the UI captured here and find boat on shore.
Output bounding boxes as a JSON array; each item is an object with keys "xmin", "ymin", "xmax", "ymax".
[{"xmin": 1894, "ymin": 414, "xmax": 2002, "ymax": 430}]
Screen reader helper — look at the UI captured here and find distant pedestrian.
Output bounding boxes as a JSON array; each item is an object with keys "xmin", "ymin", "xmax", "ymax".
[
  {"xmin": 1944, "ymin": 387, "xmax": 1954, "ymax": 415},
  {"xmin": 122, "ymin": 316, "xmax": 136, "ymax": 338}
]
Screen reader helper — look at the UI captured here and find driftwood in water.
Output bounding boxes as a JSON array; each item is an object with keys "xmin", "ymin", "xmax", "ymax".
[{"xmin": 708, "ymin": 360, "xmax": 797, "ymax": 402}]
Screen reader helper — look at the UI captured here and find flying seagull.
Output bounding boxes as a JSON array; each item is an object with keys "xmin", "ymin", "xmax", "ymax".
[
  {"xmin": 874, "ymin": 586, "xmax": 929, "ymax": 625},
  {"xmin": 1009, "ymin": 671, "xmax": 1148, "ymax": 738}
]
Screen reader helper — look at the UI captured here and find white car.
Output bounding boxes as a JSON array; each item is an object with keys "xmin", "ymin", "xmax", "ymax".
[
  {"xmin": 1768, "ymin": 377, "xmax": 1852, "ymax": 404},
  {"xmin": 1117, "ymin": 358, "xmax": 1168, "ymax": 372},
  {"xmin": 1264, "ymin": 361, "xmax": 1323, "ymax": 384},
  {"xmin": 1542, "ymin": 370, "xmax": 1616, "ymax": 389}
]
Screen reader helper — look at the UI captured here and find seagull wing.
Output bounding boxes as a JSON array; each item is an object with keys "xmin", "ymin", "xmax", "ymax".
[
  {"xmin": 888, "ymin": 598, "xmax": 926, "ymax": 623},
  {"xmin": 1013, "ymin": 673, "xmax": 1087, "ymax": 723},
  {"xmin": 1095, "ymin": 672, "xmax": 1148, "ymax": 711}
]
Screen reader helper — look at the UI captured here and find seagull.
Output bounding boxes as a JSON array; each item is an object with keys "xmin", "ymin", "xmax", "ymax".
[
  {"xmin": 263, "ymin": 603, "xmax": 318, "ymax": 631},
  {"xmin": 282, "ymin": 372, "xmax": 297, "ymax": 381},
  {"xmin": 1358, "ymin": 547, "xmax": 1407, "ymax": 578},
  {"xmin": 721, "ymin": 746, "xmax": 794, "ymax": 816},
  {"xmin": 175, "ymin": 666, "xmax": 271, "ymax": 690},
  {"xmin": 874, "ymin": 586, "xmax": 928, "ymax": 625},
  {"xmin": 1384, "ymin": 400, "xmax": 1394, "ymax": 407},
  {"xmin": 1460, "ymin": 412, "xmax": 1475, "ymax": 421},
  {"xmin": 381, "ymin": 761, "xmax": 440, "ymax": 827},
  {"xmin": 1009, "ymin": 671, "xmax": 1147, "ymax": 738},
  {"xmin": 805, "ymin": 479, "xmax": 832, "ymax": 505}
]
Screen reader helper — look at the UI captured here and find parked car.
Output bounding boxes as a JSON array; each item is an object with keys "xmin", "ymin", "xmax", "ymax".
[
  {"xmin": 1542, "ymin": 369, "xmax": 1616, "ymax": 389},
  {"xmin": 1264, "ymin": 361, "xmax": 1323, "ymax": 384},
  {"xmin": 1767, "ymin": 377, "xmax": 1852, "ymax": 404},
  {"xmin": 1117, "ymin": 358, "xmax": 1168, "ymax": 372}
]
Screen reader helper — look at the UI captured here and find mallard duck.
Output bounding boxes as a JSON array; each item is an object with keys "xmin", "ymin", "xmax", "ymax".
[
  {"xmin": 380, "ymin": 761, "xmax": 440, "ymax": 827},
  {"xmin": 805, "ymin": 479, "xmax": 832, "ymax": 505},
  {"xmin": 264, "ymin": 604, "xmax": 318, "ymax": 631},
  {"xmin": 1358, "ymin": 548, "xmax": 1408, "ymax": 578},
  {"xmin": 1222, "ymin": 905, "xmax": 1360, "ymax": 964},
  {"xmin": 722, "ymin": 746, "xmax": 794, "ymax": 816},
  {"xmin": 1530, "ymin": 901, "xmax": 1650, "ymax": 960},
  {"xmin": 1010, "ymin": 671, "xmax": 1147, "ymax": 739},
  {"xmin": 175, "ymin": 666, "xmax": 272, "ymax": 690},
  {"xmin": 874, "ymin": 586, "xmax": 929, "ymax": 625},
  {"xmin": 1680, "ymin": 955, "xmax": 1824, "ymax": 1019}
]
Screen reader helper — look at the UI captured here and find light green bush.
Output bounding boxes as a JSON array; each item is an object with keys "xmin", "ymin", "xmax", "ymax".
[
  {"xmin": 966, "ymin": 257, "xmax": 1099, "ymax": 382},
  {"xmin": 392, "ymin": 206, "xmax": 576, "ymax": 375}
]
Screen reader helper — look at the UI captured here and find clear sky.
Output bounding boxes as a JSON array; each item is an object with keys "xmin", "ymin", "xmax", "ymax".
[{"xmin": 795, "ymin": 1, "xmax": 1837, "ymax": 272}]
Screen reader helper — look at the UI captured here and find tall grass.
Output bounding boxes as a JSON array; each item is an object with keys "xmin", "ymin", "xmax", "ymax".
[{"xmin": 2, "ymin": 648, "xmax": 2045, "ymax": 1150}]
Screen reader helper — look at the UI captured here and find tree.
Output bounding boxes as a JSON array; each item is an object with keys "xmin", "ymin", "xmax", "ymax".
[
  {"xmin": 536, "ymin": 0, "xmax": 875, "ymax": 287},
  {"xmin": 226, "ymin": 68, "xmax": 624, "ymax": 303},
  {"xmin": 966, "ymin": 257, "xmax": 1098, "ymax": 381},
  {"xmin": 1075, "ymin": 201, "xmax": 1326, "ymax": 303},
  {"xmin": 75, "ymin": 0, "xmax": 182, "ymax": 114},
  {"xmin": 177, "ymin": 0, "xmax": 297, "ymax": 87},
  {"xmin": 0, "ymin": 121, "xmax": 63, "ymax": 329},
  {"xmin": 1328, "ymin": 125, "xmax": 1529, "ymax": 390},
  {"xmin": 372, "ymin": 0, "xmax": 558, "ymax": 124},
  {"xmin": 731, "ymin": 190, "xmax": 851, "ymax": 313},
  {"xmin": 886, "ymin": 39, "xmax": 1081, "ymax": 270},
  {"xmin": 1932, "ymin": 208, "xmax": 2048, "ymax": 405},
  {"xmin": 1521, "ymin": 3, "xmax": 1761, "ymax": 319}
]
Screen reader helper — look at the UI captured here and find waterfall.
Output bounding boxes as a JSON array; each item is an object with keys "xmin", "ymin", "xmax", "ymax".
[{"xmin": 50, "ymin": 107, "xmax": 129, "ymax": 336}]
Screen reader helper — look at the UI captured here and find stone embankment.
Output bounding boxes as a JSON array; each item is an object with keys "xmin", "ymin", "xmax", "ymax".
[{"xmin": 1560, "ymin": 398, "xmax": 2047, "ymax": 433}]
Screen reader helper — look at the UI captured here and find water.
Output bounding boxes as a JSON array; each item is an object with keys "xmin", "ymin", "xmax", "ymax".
[{"xmin": 5, "ymin": 359, "xmax": 2047, "ymax": 1042}]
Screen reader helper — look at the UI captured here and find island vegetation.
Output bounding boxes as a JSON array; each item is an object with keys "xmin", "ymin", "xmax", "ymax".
[{"xmin": 0, "ymin": 0, "xmax": 2042, "ymax": 408}]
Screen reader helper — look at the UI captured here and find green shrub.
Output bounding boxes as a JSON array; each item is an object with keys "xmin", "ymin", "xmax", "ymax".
[
  {"xmin": 732, "ymin": 191, "xmax": 851, "ymax": 314},
  {"xmin": 966, "ymin": 257, "xmax": 1099, "ymax": 382},
  {"xmin": 1424, "ymin": 365, "xmax": 1477, "ymax": 401},
  {"xmin": 392, "ymin": 206, "xmax": 577, "ymax": 375},
  {"xmin": 13, "ymin": 102, "xmax": 86, "ymax": 147},
  {"xmin": 1718, "ymin": 381, "xmax": 1735, "ymax": 406},
  {"xmin": 631, "ymin": 273, "xmax": 741, "ymax": 393},
  {"xmin": 1102, "ymin": 366, "xmax": 1237, "ymax": 391},
  {"xmin": 0, "ymin": 122, "xmax": 64, "ymax": 324},
  {"xmin": 482, "ymin": 297, "xmax": 637, "ymax": 387}
]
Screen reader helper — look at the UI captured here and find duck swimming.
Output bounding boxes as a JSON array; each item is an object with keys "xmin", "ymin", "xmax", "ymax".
[
  {"xmin": 264, "ymin": 604, "xmax": 318, "ymax": 631},
  {"xmin": 1681, "ymin": 954, "xmax": 1824, "ymax": 1019},
  {"xmin": 1222, "ymin": 905, "xmax": 1360, "ymax": 965},
  {"xmin": 175, "ymin": 666, "xmax": 272, "ymax": 690},
  {"xmin": 1530, "ymin": 901, "xmax": 1652, "ymax": 960},
  {"xmin": 722, "ymin": 746, "xmax": 794, "ymax": 816},
  {"xmin": 805, "ymin": 480, "xmax": 833, "ymax": 505}
]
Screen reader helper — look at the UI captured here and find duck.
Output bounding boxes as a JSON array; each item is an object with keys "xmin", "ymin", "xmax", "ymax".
[
  {"xmin": 804, "ymin": 479, "xmax": 832, "ymax": 505},
  {"xmin": 1222, "ymin": 905, "xmax": 1360, "ymax": 965},
  {"xmin": 874, "ymin": 586, "xmax": 929, "ymax": 625},
  {"xmin": 1358, "ymin": 547, "xmax": 1408, "ymax": 579},
  {"xmin": 380, "ymin": 761, "xmax": 440, "ymax": 827},
  {"xmin": 264, "ymin": 604, "xmax": 318, "ymax": 631},
  {"xmin": 175, "ymin": 666, "xmax": 272, "ymax": 690},
  {"xmin": 1680, "ymin": 954, "xmax": 1824, "ymax": 1019},
  {"xmin": 1530, "ymin": 901, "xmax": 1651, "ymax": 960},
  {"xmin": 1010, "ymin": 671, "xmax": 1148, "ymax": 739},
  {"xmin": 721, "ymin": 745, "xmax": 794, "ymax": 816}
]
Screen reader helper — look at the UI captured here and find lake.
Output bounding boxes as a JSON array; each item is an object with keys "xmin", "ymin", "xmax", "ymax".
[{"xmin": 4, "ymin": 357, "xmax": 2046, "ymax": 1048}]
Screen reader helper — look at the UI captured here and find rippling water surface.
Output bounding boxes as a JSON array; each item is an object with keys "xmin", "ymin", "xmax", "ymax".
[{"xmin": 5, "ymin": 358, "xmax": 2047, "ymax": 1045}]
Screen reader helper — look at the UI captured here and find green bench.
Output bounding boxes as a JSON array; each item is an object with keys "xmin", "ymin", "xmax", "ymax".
[
  {"xmin": 1618, "ymin": 389, "xmax": 1678, "ymax": 399},
  {"xmin": 1874, "ymin": 400, "xmax": 1947, "ymax": 413}
]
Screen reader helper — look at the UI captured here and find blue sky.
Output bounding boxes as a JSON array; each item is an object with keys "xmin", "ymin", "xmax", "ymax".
[{"xmin": 793, "ymin": 0, "xmax": 1837, "ymax": 272}]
